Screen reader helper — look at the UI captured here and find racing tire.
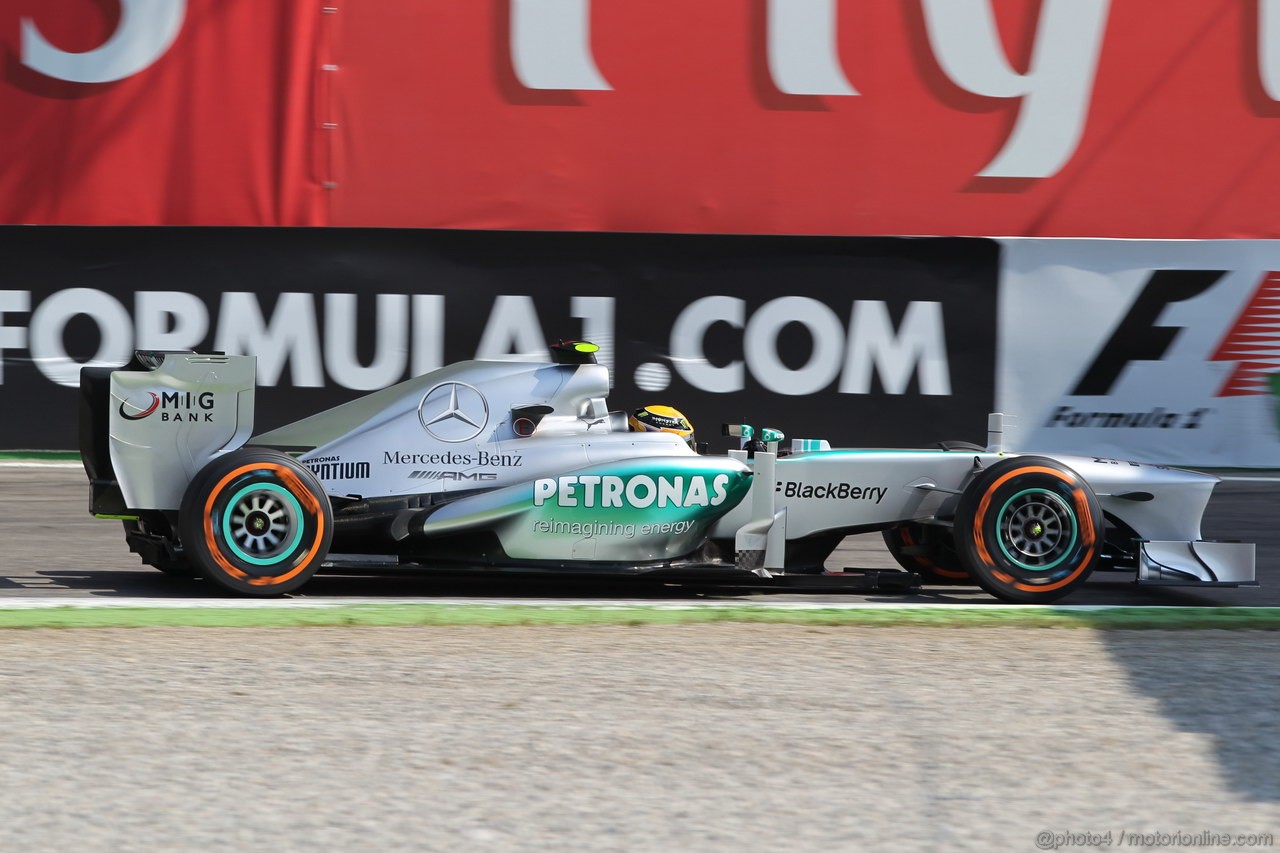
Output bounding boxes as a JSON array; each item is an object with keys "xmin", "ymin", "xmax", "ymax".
[
  {"xmin": 882, "ymin": 523, "xmax": 970, "ymax": 584},
  {"xmin": 952, "ymin": 456, "xmax": 1101, "ymax": 604},
  {"xmin": 178, "ymin": 449, "xmax": 333, "ymax": 596}
]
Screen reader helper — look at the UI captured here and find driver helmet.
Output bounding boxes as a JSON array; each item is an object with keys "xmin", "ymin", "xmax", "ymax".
[{"xmin": 629, "ymin": 405, "xmax": 695, "ymax": 448}]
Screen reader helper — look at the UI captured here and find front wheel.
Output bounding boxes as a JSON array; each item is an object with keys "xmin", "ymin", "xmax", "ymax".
[
  {"xmin": 882, "ymin": 523, "xmax": 969, "ymax": 584},
  {"xmin": 179, "ymin": 449, "xmax": 333, "ymax": 595},
  {"xmin": 953, "ymin": 456, "xmax": 1101, "ymax": 604}
]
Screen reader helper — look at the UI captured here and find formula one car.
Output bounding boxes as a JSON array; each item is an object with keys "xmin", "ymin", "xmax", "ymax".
[{"xmin": 79, "ymin": 343, "xmax": 1256, "ymax": 603}]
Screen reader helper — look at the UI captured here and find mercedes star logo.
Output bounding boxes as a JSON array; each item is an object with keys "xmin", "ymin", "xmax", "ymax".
[{"xmin": 418, "ymin": 381, "xmax": 489, "ymax": 442}]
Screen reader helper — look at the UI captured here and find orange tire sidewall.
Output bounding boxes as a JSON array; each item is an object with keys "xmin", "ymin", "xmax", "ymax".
[
  {"xmin": 966, "ymin": 464, "xmax": 1098, "ymax": 595},
  {"xmin": 897, "ymin": 525, "xmax": 969, "ymax": 580},
  {"xmin": 200, "ymin": 462, "xmax": 327, "ymax": 587}
]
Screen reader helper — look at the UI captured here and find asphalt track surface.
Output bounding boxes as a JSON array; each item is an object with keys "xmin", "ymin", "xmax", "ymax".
[{"xmin": 2, "ymin": 466, "xmax": 1276, "ymax": 605}]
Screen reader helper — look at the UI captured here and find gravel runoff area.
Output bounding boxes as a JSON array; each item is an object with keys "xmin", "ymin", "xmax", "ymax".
[{"xmin": 0, "ymin": 625, "xmax": 1276, "ymax": 851}]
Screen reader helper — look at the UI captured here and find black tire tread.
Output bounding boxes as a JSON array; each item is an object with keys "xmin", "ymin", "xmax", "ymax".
[
  {"xmin": 952, "ymin": 456, "xmax": 1101, "ymax": 604},
  {"xmin": 178, "ymin": 449, "xmax": 333, "ymax": 596}
]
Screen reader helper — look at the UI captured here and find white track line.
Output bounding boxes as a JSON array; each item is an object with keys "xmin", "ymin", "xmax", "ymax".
[{"xmin": 0, "ymin": 597, "xmax": 1251, "ymax": 611}]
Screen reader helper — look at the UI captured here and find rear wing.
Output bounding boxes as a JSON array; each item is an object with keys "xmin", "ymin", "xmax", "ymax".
[{"xmin": 79, "ymin": 352, "xmax": 256, "ymax": 513}]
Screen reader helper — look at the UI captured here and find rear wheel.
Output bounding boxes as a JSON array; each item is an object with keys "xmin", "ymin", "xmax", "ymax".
[
  {"xmin": 179, "ymin": 449, "xmax": 332, "ymax": 595},
  {"xmin": 953, "ymin": 456, "xmax": 1101, "ymax": 604},
  {"xmin": 882, "ymin": 523, "xmax": 969, "ymax": 584}
]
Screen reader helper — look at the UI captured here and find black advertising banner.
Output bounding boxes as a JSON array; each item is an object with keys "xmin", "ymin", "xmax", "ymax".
[{"xmin": 0, "ymin": 228, "xmax": 998, "ymax": 450}]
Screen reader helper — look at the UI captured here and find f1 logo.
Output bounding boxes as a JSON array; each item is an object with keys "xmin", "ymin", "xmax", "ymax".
[{"xmin": 1071, "ymin": 270, "xmax": 1225, "ymax": 396}]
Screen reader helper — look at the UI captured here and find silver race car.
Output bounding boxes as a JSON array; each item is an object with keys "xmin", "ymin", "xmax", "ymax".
[{"xmin": 79, "ymin": 342, "xmax": 1256, "ymax": 602}]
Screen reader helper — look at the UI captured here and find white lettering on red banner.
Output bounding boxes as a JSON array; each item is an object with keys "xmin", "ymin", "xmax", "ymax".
[{"xmin": 21, "ymin": 0, "xmax": 186, "ymax": 84}]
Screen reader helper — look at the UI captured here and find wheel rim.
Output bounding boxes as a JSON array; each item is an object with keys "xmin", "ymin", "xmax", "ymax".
[
  {"xmin": 221, "ymin": 482, "xmax": 305, "ymax": 567},
  {"xmin": 995, "ymin": 488, "xmax": 1078, "ymax": 572}
]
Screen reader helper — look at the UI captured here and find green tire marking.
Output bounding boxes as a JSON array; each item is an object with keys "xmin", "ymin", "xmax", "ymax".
[
  {"xmin": 220, "ymin": 482, "xmax": 305, "ymax": 567},
  {"xmin": 995, "ymin": 487, "xmax": 1078, "ymax": 573}
]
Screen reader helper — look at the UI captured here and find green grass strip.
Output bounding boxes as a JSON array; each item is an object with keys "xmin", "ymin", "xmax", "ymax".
[
  {"xmin": 0, "ymin": 605, "xmax": 1277, "ymax": 630},
  {"xmin": 0, "ymin": 451, "xmax": 80, "ymax": 462}
]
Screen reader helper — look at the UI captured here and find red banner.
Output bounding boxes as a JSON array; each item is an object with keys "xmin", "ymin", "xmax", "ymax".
[
  {"xmin": 4, "ymin": 1, "xmax": 1280, "ymax": 237},
  {"xmin": 2, "ymin": 0, "xmax": 325, "ymax": 226}
]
